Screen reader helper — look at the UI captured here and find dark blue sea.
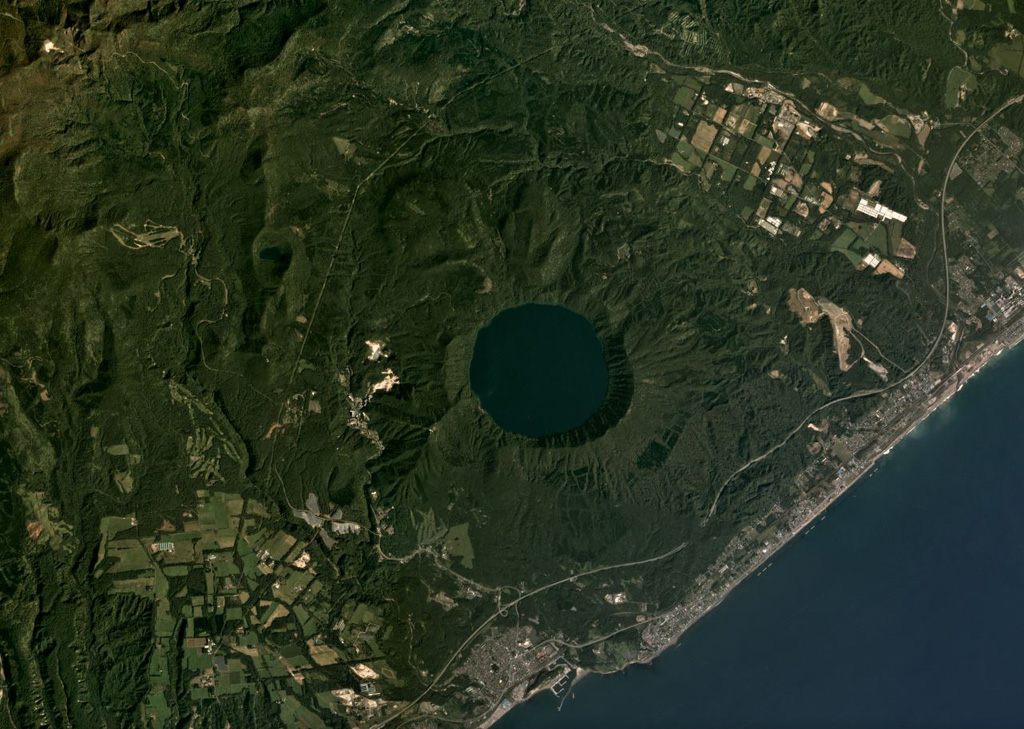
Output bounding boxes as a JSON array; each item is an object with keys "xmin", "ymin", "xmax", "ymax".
[{"xmin": 497, "ymin": 345, "xmax": 1024, "ymax": 729}]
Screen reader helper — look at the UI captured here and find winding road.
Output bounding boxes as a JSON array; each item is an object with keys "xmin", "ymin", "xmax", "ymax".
[{"xmin": 374, "ymin": 73, "xmax": 1024, "ymax": 729}]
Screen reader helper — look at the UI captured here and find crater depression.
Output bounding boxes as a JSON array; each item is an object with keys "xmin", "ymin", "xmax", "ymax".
[{"xmin": 469, "ymin": 304, "xmax": 609, "ymax": 438}]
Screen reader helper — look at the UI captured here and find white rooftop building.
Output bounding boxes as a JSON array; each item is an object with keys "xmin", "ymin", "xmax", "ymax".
[{"xmin": 857, "ymin": 197, "xmax": 908, "ymax": 223}]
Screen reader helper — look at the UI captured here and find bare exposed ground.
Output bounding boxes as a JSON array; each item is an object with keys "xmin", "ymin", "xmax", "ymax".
[
  {"xmin": 874, "ymin": 259, "xmax": 905, "ymax": 279},
  {"xmin": 817, "ymin": 298, "xmax": 855, "ymax": 371},
  {"xmin": 786, "ymin": 287, "xmax": 821, "ymax": 324},
  {"xmin": 896, "ymin": 238, "xmax": 917, "ymax": 259},
  {"xmin": 788, "ymin": 289, "xmax": 855, "ymax": 371}
]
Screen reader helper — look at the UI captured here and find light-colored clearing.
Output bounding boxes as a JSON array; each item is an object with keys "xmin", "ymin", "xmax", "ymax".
[{"xmin": 786, "ymin": 288, "xmax": 821, "ymax": 324}]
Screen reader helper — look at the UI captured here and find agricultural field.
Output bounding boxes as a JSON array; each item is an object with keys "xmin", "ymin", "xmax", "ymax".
[{"xmin": 1, "ymin": 1, "xmax": 1024, "ymax": 728}]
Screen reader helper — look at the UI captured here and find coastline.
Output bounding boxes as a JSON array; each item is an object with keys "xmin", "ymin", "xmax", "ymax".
[{"xmin": 483, "ymin": 314, "xmax": 1024, "ymax": 728}]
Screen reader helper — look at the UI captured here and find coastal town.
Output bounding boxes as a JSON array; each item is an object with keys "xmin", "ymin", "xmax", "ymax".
[
  {"xmin": 433, "ymin": 74, "xmax": 1024, "ymax": 729},
  {"xmin": 5, "ymin": 2, "xmax": 1024, "ymax": 728},
  {"xmin": 71, "ymin": 70, "xmax": 1024, "ymax": 729},
  {"xmin": 462, "ymin": 256, "xmax": 1024, "ymax": 729}
]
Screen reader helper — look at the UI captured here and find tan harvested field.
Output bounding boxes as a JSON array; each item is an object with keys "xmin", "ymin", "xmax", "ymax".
[
  {"xmin": 875, "ymin": 259, "xmax": 905, "ymax": 279},
  {"xmin": 896, "ymin": 238, "xmax": 918, "ymax": 259},
  {"xmin": 692, "ymin": 120, "xmax": 719, "ymax": 153}
]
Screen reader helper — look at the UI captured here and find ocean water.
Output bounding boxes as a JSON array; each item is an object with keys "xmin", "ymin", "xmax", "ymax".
[{"xmin": 496, "ymin": 345, "xmax": 1024, "ymax": 729}]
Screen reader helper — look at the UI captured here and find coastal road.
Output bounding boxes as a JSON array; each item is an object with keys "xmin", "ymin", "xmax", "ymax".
[
  {"xmin": 371, "ymin": 541, "xmax": 689, "ymax": 728},
  {"xmin": 706, "ymin": 92, "xmax": 1024, "ymax": 518},
  {"xmin": 374, "ymin": 63, "xmax": 1024, "ymax": 729}
]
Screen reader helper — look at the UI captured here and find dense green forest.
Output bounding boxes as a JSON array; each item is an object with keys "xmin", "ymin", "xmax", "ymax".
[{"xmin": 0, "ymin": 0, "xmax": 1023, "ymax": 727}]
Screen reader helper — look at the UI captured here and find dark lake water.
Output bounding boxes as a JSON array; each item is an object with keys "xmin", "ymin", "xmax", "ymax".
[
  {"xmin": 497, "ymin": 345, "xmax": 1024, "ymax": 729},
  {"xmin": 470, "ymin": 304, "xmax": 608, "ymax": 438},
  {"xmin": 257, "ymin": 246, "xmax": 284, "ymax": 261}
]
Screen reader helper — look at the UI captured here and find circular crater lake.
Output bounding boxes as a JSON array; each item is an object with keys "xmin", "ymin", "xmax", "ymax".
[{"xmin": 470, "ymin": 304, "xmax": 609, "ymax": 438}]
